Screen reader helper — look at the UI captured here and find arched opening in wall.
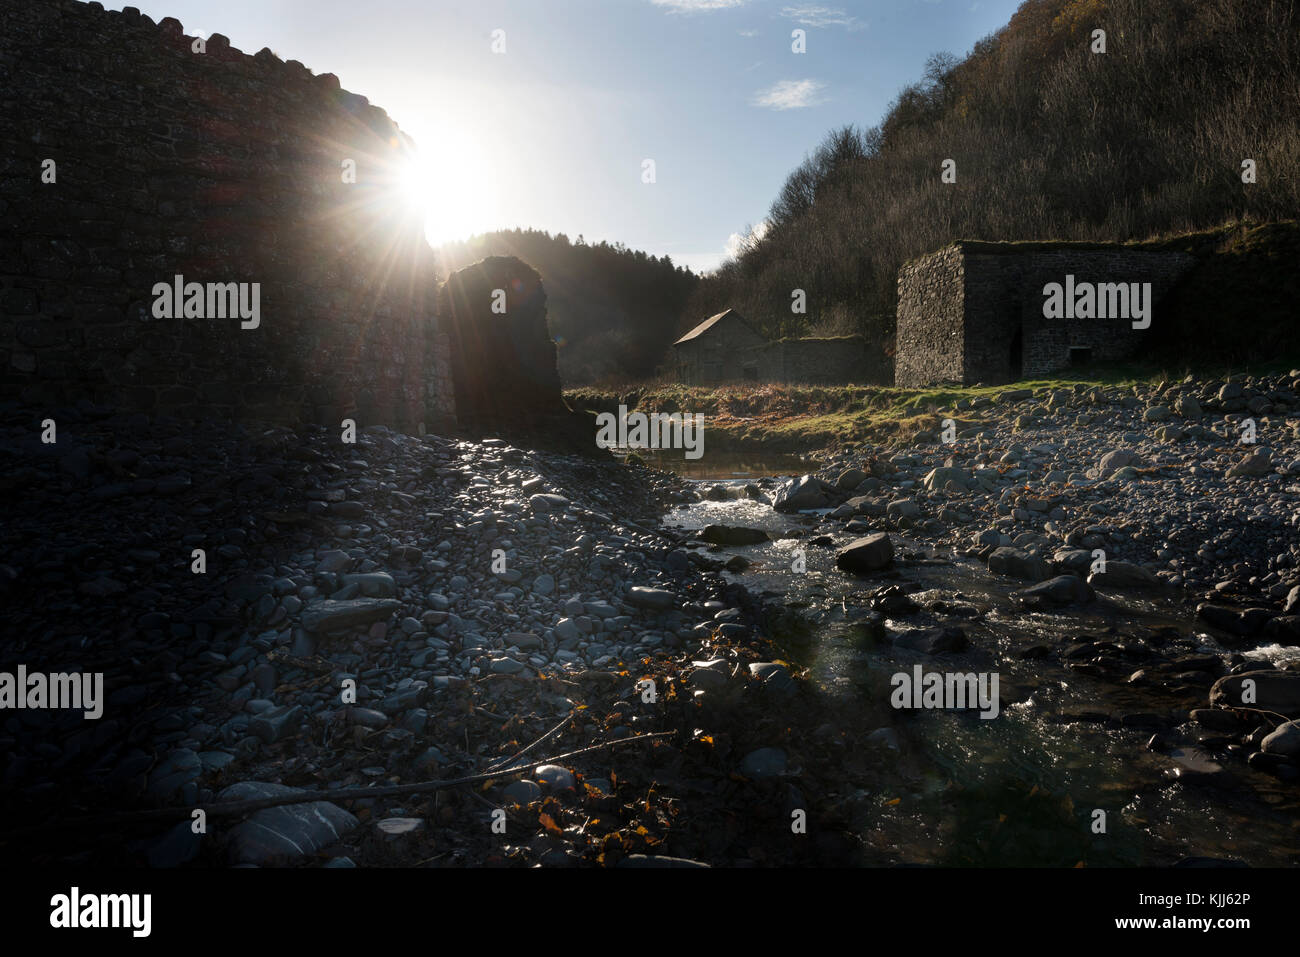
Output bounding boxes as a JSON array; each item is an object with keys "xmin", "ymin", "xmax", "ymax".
[{"xmin": 1008, "ymin": 327, "xmax": 1023, "ymax": 383}]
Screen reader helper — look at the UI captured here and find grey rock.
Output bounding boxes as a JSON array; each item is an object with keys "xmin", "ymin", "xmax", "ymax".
[
  {"xmin": 1210, "ymin": 671, "xmax": 1300, "ymax": 718},
  {"xmin": 988, "ymin": 546, "xmax": 1050, "ymax": 582},
  {"xmin": 625, "ymin": 586, "xmax": 675, "ymax": 611},
  {"xmin": 301, "ymin": 598, "xmax": 400, "ymax": 633},
  {"xmin": 740, "ymin": 747, "xmax": 788, "ymax": 779},
  {"xmin": 220, "ymin": 781, "xmax": 359, "ymax": 865},
  {"xmin": 1015, "ymin": 574, "xmax": 1095, "ymax": 605},
  {"xmin": 835, "ymin": 533, "xmax": 894, "ymax": 574}
]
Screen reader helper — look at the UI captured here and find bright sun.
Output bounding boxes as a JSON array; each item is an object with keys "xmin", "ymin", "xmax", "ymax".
[{"xmin": 400, "ymin": 136, "xmax": 501, "ymax": 249}]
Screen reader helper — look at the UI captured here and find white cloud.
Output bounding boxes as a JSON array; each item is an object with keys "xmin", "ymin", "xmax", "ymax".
[
  {"xmin": 724, "ymin": 219, "xmax": 771, "ymax": 259},
  {"xmin": 650, "ymin": 0, "xmax": 746, "ymax": 12},
  {"xmin": 779, "ymin": 5, "xmax": 867, "ymax": 30},
  {"xmin": 753, "ymin": 78, "xmax": 826, "ymax": 110},
  {"xmin": 739, "ymin": 28, "xmax": 759, "ymax": 36}
]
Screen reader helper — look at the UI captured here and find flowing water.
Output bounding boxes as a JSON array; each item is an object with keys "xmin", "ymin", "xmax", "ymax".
[{"xmin": 661, "ymin": 469, "xmax": 1300, "ymax": 867}]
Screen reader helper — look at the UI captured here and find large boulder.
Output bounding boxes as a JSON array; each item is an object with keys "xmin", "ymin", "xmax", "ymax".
[
  {"xmin": 835, "ymin": 533, "xmax": 893, "ymax": 574},
  {"xmin": 774, "ymin": 474, "xmax": 832, "ymax": 513},
  {"xmin": 1210, "ymin": 671, "xmax": 1300, "ymax": 719}
]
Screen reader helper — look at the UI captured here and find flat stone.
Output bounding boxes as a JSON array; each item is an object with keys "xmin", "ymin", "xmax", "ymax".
[
  {"xmin": 220, "ymin": 781, "xmax": 359, "ymax": 865},
  {"xmin": 625, "ymin": 586, "xmax": 675, "ymax": 611},
  {"xmin": 301, "ymin": 598, "xmax": 400, "ymax": 633}
]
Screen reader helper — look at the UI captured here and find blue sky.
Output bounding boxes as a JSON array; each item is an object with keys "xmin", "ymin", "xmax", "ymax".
[{"xmin": 100, "ymin": 0, "xmax": 1025, "ymax": 273}]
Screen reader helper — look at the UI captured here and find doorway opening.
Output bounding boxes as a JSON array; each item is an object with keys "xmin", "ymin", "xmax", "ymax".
[{"xmin": 1008, "ymin": 328, "xmax": 1023, "ymax": 382}]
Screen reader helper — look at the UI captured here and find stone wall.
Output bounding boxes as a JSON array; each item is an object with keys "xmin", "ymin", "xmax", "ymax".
[
  {"xmin": 768, "ymin": 336, "xmax": 889, "ymax": 385},
  {"xmin": 895, "ymin": 244, "xmax": 965, "ymax": 386},
  {"xmin": 896, "ymin": 242, "xmax": 1197, "ymax": 386},
  {"xmin": 675, "ymin": 313, "xmax": 768, "ymax": 384},
  {"xmin": 0, "ymin": 0, "xmax": 454, "ymax": 431},
  {"xmin": 439, "ymin": 256, "xmax": 566, "ymax": 433},
  {"xmin": 964, "ymin": 247, "xmax": 1196, "ymax": 382}
]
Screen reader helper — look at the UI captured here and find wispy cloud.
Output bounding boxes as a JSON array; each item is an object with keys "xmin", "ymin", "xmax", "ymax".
[
  {"xmin": 739, "ymin": 28, "xmax": 759, "ymax": 36},
  {"xmin": 779, "ymin": 5, "xmax": 868, "ymax": 30},
  {"xmin": 650, "ymin": 0, "xmax": 746, "ymax": 12},
  {"xmin": 753, "ymin": 78, "xmax": 826, "ymax": 110}
]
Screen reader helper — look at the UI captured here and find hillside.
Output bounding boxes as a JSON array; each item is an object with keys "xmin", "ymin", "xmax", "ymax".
[
  {"xmin": 684, "ymin": 0, "xmax": 1300, "ymax": 360},
  {"xmin": 435, "ymin": 229, "xmax": 698, "ymax": 386}
]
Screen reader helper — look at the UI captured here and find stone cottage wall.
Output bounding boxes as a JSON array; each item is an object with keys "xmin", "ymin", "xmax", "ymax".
[
  {"xmin": 895, "ymin": 245, "xmax": 965, "ymax": 386},
  {"xmin": 897, "ymin": 242, "xmax": 1196, "ymax": 386},
  {"xmin": 675, "ymin": 314, "xmax": 768, "ymax": 384},
  {"xmin": 0, "ymin": 0, "xmax": 454, "ymax": 431},
  {"xmin": 772, "ymin": 336, "xmax": 889, "ymax": 385},
  {"xmin": 964, "ymin": 247, "xmax": 1196, "ymax": 382}
]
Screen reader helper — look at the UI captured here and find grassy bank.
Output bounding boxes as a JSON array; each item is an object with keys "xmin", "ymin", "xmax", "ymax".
[{"xmin": 564, "ymin": 359, "xmax": 1300, "ymax": 454}]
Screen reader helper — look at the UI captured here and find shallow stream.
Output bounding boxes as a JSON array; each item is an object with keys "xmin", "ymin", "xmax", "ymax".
[{"xmin": 660, "ymin": 465, "xmax": 1299, "ymax": 866}]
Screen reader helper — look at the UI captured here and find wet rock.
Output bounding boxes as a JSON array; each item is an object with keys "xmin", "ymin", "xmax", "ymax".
[
  {"xmin": 1088, "ymin": 561, "xmax": 1161, "ymax": 590},
  {"xmin": 835, "ymin": 533, "xmax": 893, "ymax": 574},
  {"xmin": 892, "ymin": 625, "xmax": 968, "ymax": 654},
  {"xmin": 1196, "ymin": 603, "xmax": 1271, "ymax": 636},
  {"xmin": 1014, "ymin": 574, "xmax": 1094, "ymax": 605},
  {"xmin": 773, "ymin": 474, "xmax": 832, "ymax": 513},
  {"xmin": 988, "ymin": 546, "xmax": 1050, "ymax": 582},
  {"xmin": 1190, "ymin": 708, "xmax": 1252, "ymax": 732},
  {"xmin": 1261, "ymin": 720, "xmax": 1300, "ymax": 757},
  {"xmin": 698, "ymin": 525, "xmax": 769, "ymax": 546},
  {"xmin": 1210, "ymin": 671, "xmax": 1300, "ymax": 718},
  {"xmin": 1263, "ymin": 615, "xmax": 1300, "ymax": 646},
  {"xmin": 749, "ymin": 661, "xmax": 796, "ymax": 696}
]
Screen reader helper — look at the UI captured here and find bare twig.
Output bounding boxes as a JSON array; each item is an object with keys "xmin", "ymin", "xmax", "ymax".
[{"xmin": 3, "ymin": 732, "xmax": 673, "ymax": 842}]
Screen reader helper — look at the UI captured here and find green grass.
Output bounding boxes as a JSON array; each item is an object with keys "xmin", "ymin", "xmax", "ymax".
[{"xmin": 564, "ymin": 356, "xmax": 1300, "ymax": 453}]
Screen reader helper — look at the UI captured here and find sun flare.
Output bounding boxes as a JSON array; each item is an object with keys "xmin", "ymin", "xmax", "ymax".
[{"xmin": 399, "ymin": 135, "xmax": 501, "ymax": 249}]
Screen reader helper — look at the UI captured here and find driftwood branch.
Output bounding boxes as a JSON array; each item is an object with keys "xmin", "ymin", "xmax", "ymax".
[{"xmin": 3, "ymin": 731, "xmax": 673, "ymax": 843}]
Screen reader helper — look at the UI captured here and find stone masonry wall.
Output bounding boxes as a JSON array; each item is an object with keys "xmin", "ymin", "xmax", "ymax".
[
  {"xmin": 963, "ymin": 248, "xmax": 1196, "ymax": 383},
  {"xmin": 0, "ymin": 0, "xmax": 455, "ymax": 431},
  {"xmin": 896, "ymin": 242, "xmax": 1196, "ymax": 387},
  {"xmin": 771, "ymin": 336, "xmax": 889, "ymax": 385},
  {"xmin": 895, "ymin": 244, "xmax": 965, "ymax": 386}
]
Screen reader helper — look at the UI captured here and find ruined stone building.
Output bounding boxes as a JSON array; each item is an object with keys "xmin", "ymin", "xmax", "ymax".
[
  {"xmin": 0, "ymin": 0, "xmax": 575, "ymax": 439},
  {"xmin": 894, "ymin": 241, "xmax": 1196, "ymax": 387},
  {"xmin": 673, "ymin": 309, "xmax": 888, "ymax": 385}
]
